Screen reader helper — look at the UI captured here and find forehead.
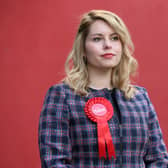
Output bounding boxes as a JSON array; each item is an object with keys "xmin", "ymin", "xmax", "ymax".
[{"xmin": 88, "ymin": 20, "xmax": 115, "ymax": 35}]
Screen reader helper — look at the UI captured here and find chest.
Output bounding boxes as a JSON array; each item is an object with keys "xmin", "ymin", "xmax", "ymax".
[{"xmin": 67, "ymin": 93, "xmax": 149, "ymax": 146}]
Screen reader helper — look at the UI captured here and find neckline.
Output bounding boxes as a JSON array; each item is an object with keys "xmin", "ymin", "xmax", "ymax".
[{"xmin": 88, "ymin": 87, "xmax": 114, "ymax": 92}]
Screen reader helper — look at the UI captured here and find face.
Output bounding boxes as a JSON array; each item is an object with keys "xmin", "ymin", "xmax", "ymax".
[{"xmin": 84, "ymin": 20, "xmax": 122, "ymax": 71}]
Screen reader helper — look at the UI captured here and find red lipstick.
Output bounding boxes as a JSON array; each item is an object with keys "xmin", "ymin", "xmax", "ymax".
[{"xmin": 101, "ymin": 53, "xmax": 115, "ymax": 58}]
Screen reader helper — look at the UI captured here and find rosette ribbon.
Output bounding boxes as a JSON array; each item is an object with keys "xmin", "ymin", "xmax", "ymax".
[{"xmin": 84, "ymin": 97, "xmax": 116, "ymax": 160}]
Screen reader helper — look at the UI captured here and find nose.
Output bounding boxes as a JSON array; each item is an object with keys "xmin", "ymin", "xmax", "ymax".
[{"xmin": 103, "ymin": 39, "xmax": 112, "ymax": 49}]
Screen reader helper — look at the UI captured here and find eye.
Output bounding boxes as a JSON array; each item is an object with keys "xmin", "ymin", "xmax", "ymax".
[
  {"xmin": 111, "ymin": 35, "xmax": 120, "ymax": 41},
  {"xmin": 93, "ymin": 37, "xmax": 101, "ymax": 42}
]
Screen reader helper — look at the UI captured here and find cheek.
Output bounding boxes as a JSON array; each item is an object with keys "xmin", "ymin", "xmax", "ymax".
[
  {"xmin": 85, "ymin": 43, "xmax": 99, "ymax": 56},
  {"xmin": 115, "ymin": 42, "xmax": 122, "ymax": 53},
  {"xmin": 115, "ymin": 43, "xmax": 122, "ymax": 62}
]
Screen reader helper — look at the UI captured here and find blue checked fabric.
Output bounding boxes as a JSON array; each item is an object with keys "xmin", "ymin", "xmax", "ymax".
[{"xmin": 38, "ymin": 83, "xmax": 168, "ymax": 168}]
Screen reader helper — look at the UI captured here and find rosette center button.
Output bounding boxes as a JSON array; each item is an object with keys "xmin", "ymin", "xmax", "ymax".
[{"xmin": 92, "ymin": 104, "xmax": 107, "ymax": 116}]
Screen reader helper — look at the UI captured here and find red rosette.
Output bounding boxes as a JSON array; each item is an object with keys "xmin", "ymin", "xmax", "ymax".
[{"xmin": 84, "ymin": 97, "xmax": 116, "ymax": 160}]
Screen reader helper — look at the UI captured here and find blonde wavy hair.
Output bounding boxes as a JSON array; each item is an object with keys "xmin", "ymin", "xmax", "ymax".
[{"xmin": 63, "ymin": 10, "xmax": 138, "ymax": 99}]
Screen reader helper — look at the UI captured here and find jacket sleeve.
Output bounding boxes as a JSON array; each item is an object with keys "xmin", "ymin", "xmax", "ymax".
[
  {"xmin": 38, "ymin": 85, "xmax": 72, "ymax": 168},
  {"xmin": 143, "ymin": 89, "xmax": 168, "ymax": 167}
]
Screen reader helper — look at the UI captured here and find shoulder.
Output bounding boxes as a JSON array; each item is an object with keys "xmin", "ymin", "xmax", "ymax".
[
  {"xmin": 42, "ymin": 83, "xmax": 73, "ymax": 106},
  {"xmin": 115, "ymin": 85, "xmax": 151, "ymax": 103},
  {"xmin": 131, "ymin": 85, "xmax": 152, "ymax": 103},
  {"xmin": 47, "ymin": 82, "xmax": 72, "ymax": 94},
  {"xmin": 44, "ymin": 82, "xmax": 77, "ymax": 102},
  {"xmin": 115, "ymin": 85, "xmax": 148, "ymax": 97},
  {"xmin": 133, "ymin": 85, "xmax": 147, "ymax": 94}
]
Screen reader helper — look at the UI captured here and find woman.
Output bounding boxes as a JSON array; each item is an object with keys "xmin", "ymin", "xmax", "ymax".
[{"xmin": 38, "ymin": 10, "xmax": 168, "ymax": 167}]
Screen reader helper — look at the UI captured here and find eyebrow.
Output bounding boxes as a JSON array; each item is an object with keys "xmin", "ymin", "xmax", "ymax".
[{"xmin": 90, "ymin": 32, "xmax": 118, "ymax": 36}]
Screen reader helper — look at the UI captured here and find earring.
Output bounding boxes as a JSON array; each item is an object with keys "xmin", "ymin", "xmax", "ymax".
[{"xmin": 83, "ymin": 56, "xmax": 87, "ymax": 64}]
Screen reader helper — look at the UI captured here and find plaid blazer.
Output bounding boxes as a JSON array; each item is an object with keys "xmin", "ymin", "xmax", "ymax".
[{"xmin": 38, "ymin": 83, "xmax": 168, "ymax": 168}]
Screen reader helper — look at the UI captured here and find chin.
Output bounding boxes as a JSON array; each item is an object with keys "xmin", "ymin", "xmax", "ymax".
[{"xmin": 101, "ymin": 63, "xmax": 118, "ymax": 68}]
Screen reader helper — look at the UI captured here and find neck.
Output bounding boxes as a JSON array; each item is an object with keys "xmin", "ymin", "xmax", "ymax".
[{"xmin": 87, "ymin": 66, "xmax": 113, "ymax": 90}]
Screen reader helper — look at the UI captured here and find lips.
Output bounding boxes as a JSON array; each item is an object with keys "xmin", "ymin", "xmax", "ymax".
[{"xmin": 101, "ymin": 53, "xmax": 115, "ymax": 58}]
